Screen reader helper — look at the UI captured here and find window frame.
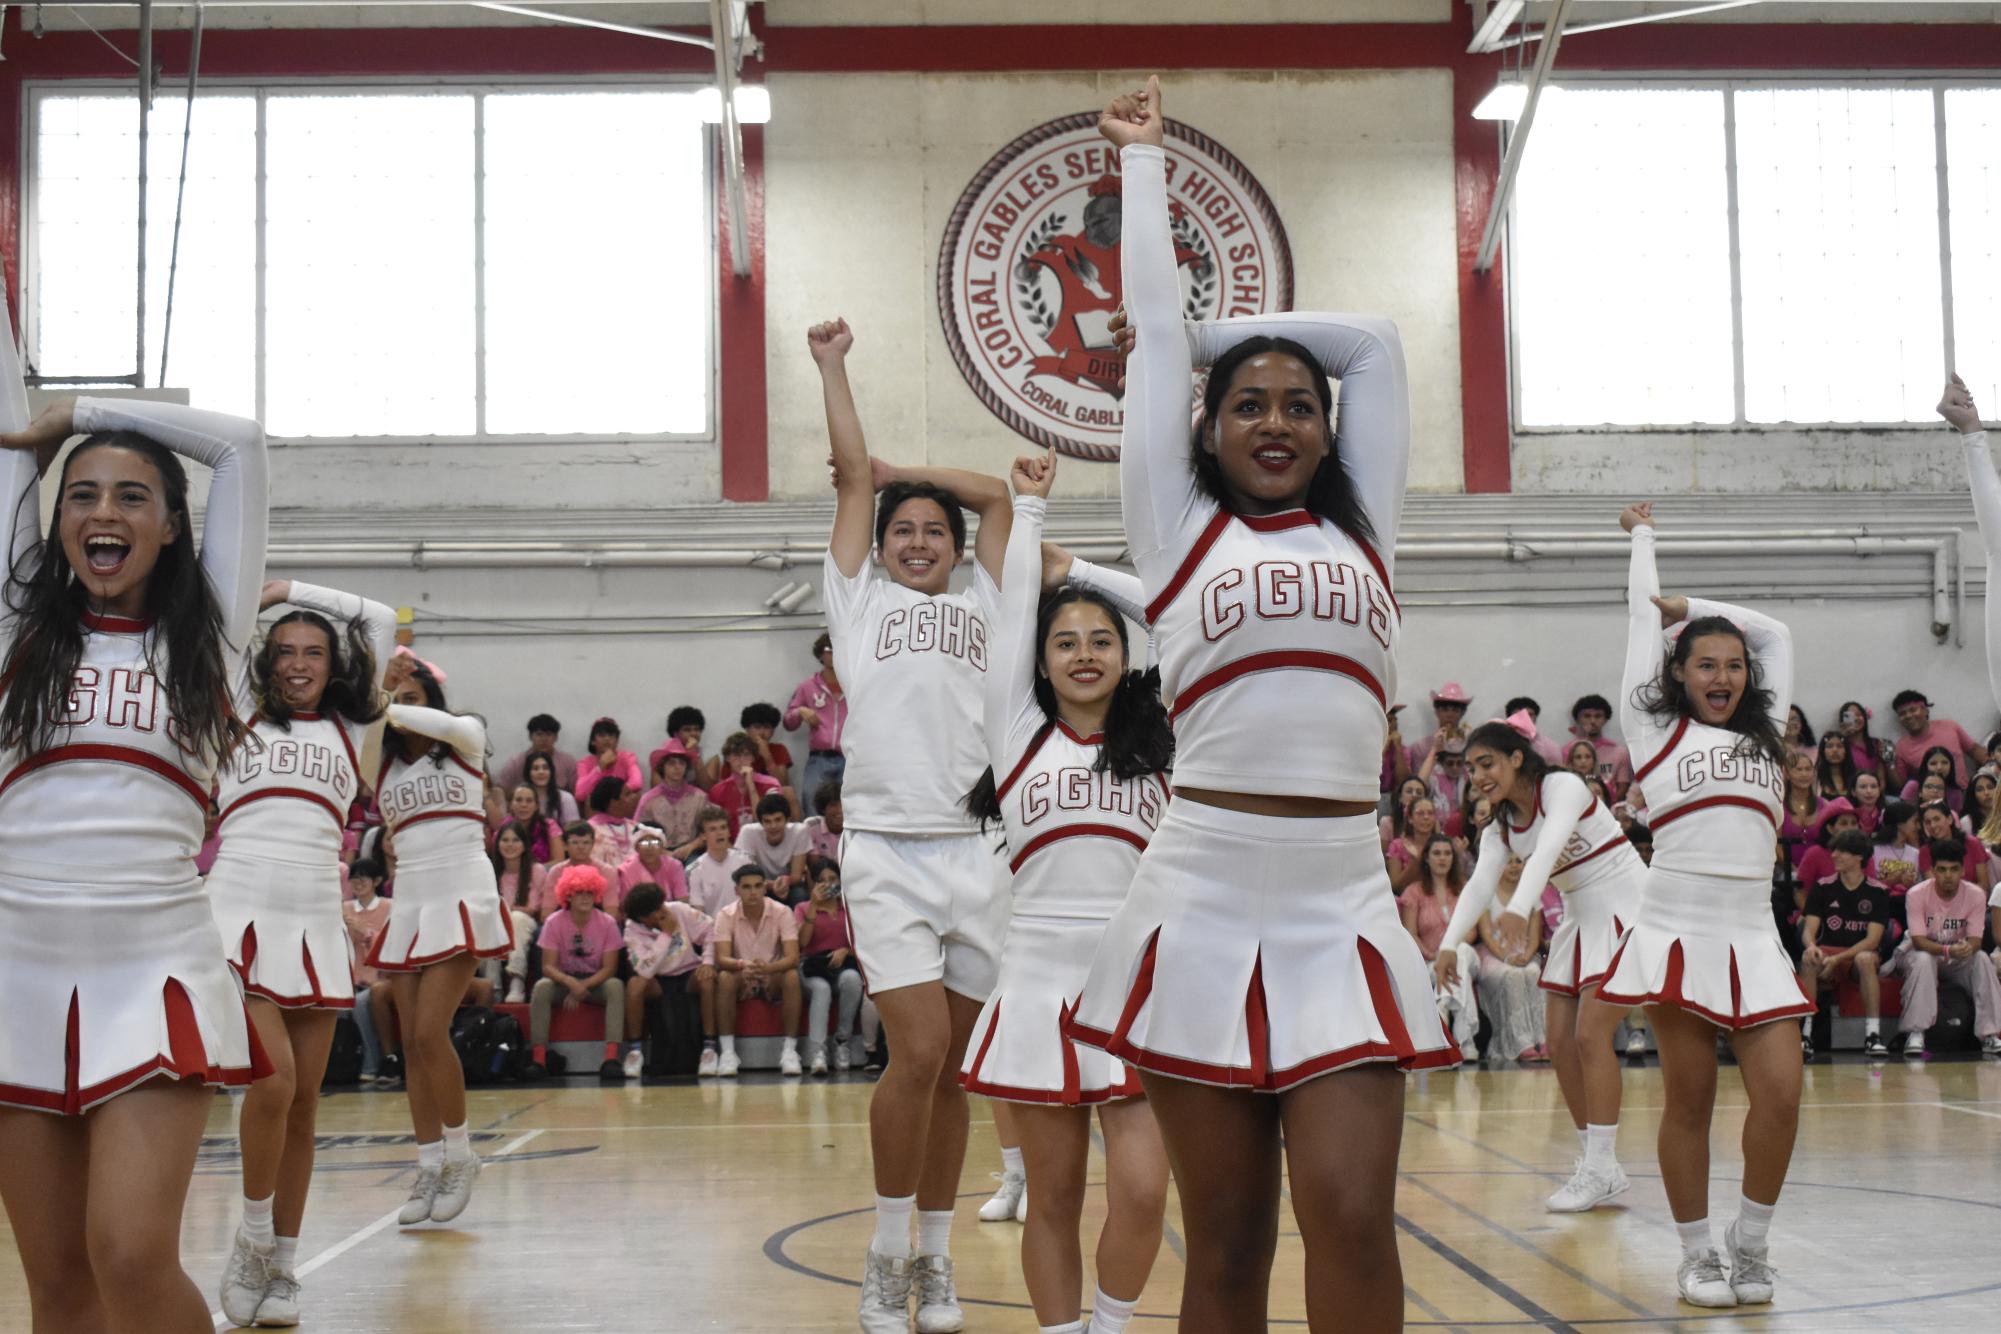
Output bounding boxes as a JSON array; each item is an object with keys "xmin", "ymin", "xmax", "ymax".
[
  {"xmin": 1506, "ymin": 73, "xmax": 1992, "ymax": 435},
  {"xmin": 23, "ymin": 75, "xmax": 720, "ymax": 447}
]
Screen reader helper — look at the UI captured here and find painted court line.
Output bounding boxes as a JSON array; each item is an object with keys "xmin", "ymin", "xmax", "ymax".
[
  {"xmin": 1934, "ymin": 1101, "xmax": 2001, "ymax": 1122},
  {"xmin": 209, "ymin": 1129, "xmax": 545, "ymax": 1329}
]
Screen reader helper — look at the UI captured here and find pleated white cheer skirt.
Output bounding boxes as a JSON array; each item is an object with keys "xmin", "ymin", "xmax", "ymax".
[
  {"xmin": 0, "ymin": 870, "xmax": 270, "ymax": 1115},
  {"xmin": 962, "ymin": 914, "xmax": 1143, "ymax": 1106},
  {"xmin": 208, "ymin": 852, "xmax": 355, "ymax": 1009},
  {"xmin": 1539, "ymin": 872, "xmax": 1643, "ymax": 998},
  {"xmin": 1596, "ymin": 863, "xmax": 1814, "ymax": 1029},
  {"xmin": 363, "ymin": 854, "xmax": 513, "ymax": 972},
  {"xmin": 1065, "ymin": 803, "xmax": 1459, "ymax": 1091}
]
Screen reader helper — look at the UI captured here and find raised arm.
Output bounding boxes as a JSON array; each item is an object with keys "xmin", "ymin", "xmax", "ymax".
[
  {"xmin": 1684, "ymin": 595, "xmax": 1792, "ymax": 734},
  {"xmin": 73, "ymin": 396, "xmax": 268, "ymax": 670},
  {"xmin": 1065, "ymin": 557, "xmax": 1148, "ymax": 628},
  {"xmin": 987, "ymin": 464, "xmax": 1056, "ymax": 770},
  {"xmin": 1499, "ymin": 776, "xmax": 1596, "ymax": 921},
  {"xmin": 1943, "ymin": 377, "xmax": 2000, "ymax": 711},
  {"xmin": 810, "ymin": 320, "xmax": 875, "ymax": 580},
  {"xmin": 1619, "ymin": 506, "xmax": 1666, "ymax": 751},
  {"xmin": 386, "ymin": 703, "xmax": 486, "ymax": 768},
  {"xmin": 0, "ymin": 320, "xmax": 37, "ymax": 659},
  {"xmin": 1104, "ymin": 79, "xmax": 1213, "ymax": 582},
  {"xmin": 1189, "ymin": 312, "xmax": 1411, "ymax": 564},
  {"xmin": 876, "ymin": 461, "xmax": 1014, "ymax": 584}
]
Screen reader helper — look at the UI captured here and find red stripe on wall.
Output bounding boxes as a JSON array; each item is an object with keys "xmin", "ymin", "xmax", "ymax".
[{"xmin": 720, "ymin": 125, "xmax": 769, "ymax": 502}]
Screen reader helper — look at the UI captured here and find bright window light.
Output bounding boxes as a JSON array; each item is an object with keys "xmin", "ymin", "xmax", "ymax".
[
  {"xmin": 1472, "ymin": 77, "xmax": 1528, "ymax": 122},
  {"xmin": 695, "ymin": 84, "xmax": 771, "ymax": 124},
  {"xmin": 1947, "ymin": 89, "xmax": 2001, "ymax": 420}
]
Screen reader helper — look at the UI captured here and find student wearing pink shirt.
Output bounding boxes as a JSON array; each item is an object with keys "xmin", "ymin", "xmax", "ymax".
[
  {"xmin": 1400, "ymin": 835, "xmax": 1476, "ymax": 1059},
  {"xmin": 638, "ymin": 739, "xmax": 707, "ymax": 858},
  {"xmin": 584, "ymin": 777, "xmax": 652, "ymax": 893},
  {"xmin": 522, "ymin": 751, "xmax": 580, "ymax": 826},
  {"xmin": 1569, "ymin": 693, "xmax": 1634, "ymax": 801},
  {"xmin": 617, "ymin": 882, "xmax": 718, "ymax": 1079},
  {"xmin": 708, "ymin": 730, "xmax": 783, "ymax": 838},
  {"xmin": 803, "ymin": 783, "xmax": 844, "ymax": 864},
  {"xmin": 525, "ymin": 865, "xmax": 627, "ymax": 1082},
  {"xmin": 1899, "ymin": 841, "xmax": 2001, "ymax": 1058},
  {"xmin": 735, "ymin": 792, "xmax": 814, "ymax": 902},
  {"xmin": 574, "ymin": 716, "xmax": 643, "ymax": 808},
  {"xmin": 1852, "ymin": 770, "xmax": 1886, "ymax": 835},
  {"xmin": 787, "ymin": 632, "xmax": 848, "ymax": 816},
  {"xmin": 665, "ymin": 705, "xmax": 719, "ymax": 790},
  {"xmin": 795, "ymin": 857, "xmax": 864, "ymax": 1075},
  {"xmin": 1504, "ymin": 696, "xmax": 1569, "ymax": 768},
  {"xmin": 491, "ymin": 822, "xmax": 553, "ymax": 1003},
  {"xmin": 686, "ymin": 806, "xmax": 753, "ymax": 917},
  {"xmin": 495, "ymin": 713, "xmax": 580, "ymax": 794},
  {"xmin": 501, "ymin": 784, "xmax": 564, "ymax": 863},
  {"xmin": 344, "ymin": 861, "xmax": 394, "ymax": 1082},
  {"xmin": 714, "ymin": 865, "xmax": 804, "ymax": 1077},
  {"xmin": 1834, "ymin": 701, "xmax": 1895, "ymax": 778},
  {"xmin": 1890, "ymin": 691, "xmax": 1986, "ymax": 789},
  {"xmin": 617, "ymin": 828, "xmax": 689, "ymax": 905}
]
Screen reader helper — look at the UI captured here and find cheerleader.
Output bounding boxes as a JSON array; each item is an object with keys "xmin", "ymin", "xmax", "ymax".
[
  {"xmin": 1946, "ymin": 377, "xmax": 2001, "ymax": 876},
  {"xmin": 960, "ymin": 450, "xmax": 1171, "ymax": 1334},
  {"xmin": 0, "ymin": 374, "xmax": 269, "ymax": 1333},
  {"xmin": 1595, "ymin": 501, "xmax": 1808, "ymax": 1310},
  {"xmin": 210, "ymin": 578, "xmax": 393, "ymax": 1325},
  {"xmin": 808, "ymin": 318, "xmax": 1019, "ymax": 1334},
  {"xmin": 1436, "ymin": 715, "xmax": 1644, "ymax": 1212},
  {"xmin": 1069, "ymin": 78, "xmax": 1455, "ymax": 1332},
  {"xmin": 363, "ymin": 651, "xmax": 513, "ymax": 1227}
]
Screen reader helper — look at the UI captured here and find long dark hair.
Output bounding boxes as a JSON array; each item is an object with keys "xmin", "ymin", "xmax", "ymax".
[
  {"xmin": 251, "ymin": 608, "xmax": 386, "ymax": 732},
  {"xmin": 1632, "ymin": 616, "xmax": 1785, "ymax": 765},
  {"xmin": 524, "ymin": 751, "xmax": 566, "ymax": 819},
  {"xmin": 1875, "ymin": 799, "xmax": 1918, "ymax": 846},
  {"xmin": 489, "ymin": 820, "xmax": 538, "ymax": 907},
  {"xmin": 964, "ymin": 587, "xmax": 1173, "ymax": 824},
  {"xmin": 1193, "ymin": 337, "xmax": 1378, "ymax": 544},
  {"xmin": 0, "ymin": 432, "xmax": 249, "ymax": 763},
  {"xmin": 1464, "ymin": 720, "xmax": 1551, "ymax": 824},
  {"xmin": 1815, "ymin": 732, "xmax": 1856, "ymax": 799},
  {"xmin": 1913, "ymin": 745, "xmax": 1962, "ymax": 801}
]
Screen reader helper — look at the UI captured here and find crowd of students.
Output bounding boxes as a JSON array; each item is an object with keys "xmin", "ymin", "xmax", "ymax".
[{"xmin": 1385, "ymin": 684, "xmax": 2001, "ymax": 1064}]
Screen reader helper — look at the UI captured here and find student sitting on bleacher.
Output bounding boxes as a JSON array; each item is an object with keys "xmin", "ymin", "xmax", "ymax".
[
  {"xmin": 1898, "ymin": 839, "xmax": 2001, "ymax": 1060},
  {"xmin": 1798, "ymin": 830, "xmax": 1892, "ymax": 1060},
  {"xmin": 526, "ymin": 864, "xmax": 627, "ymax": 1082},
  {"xmin": 714, "ymin": 865, "xmax": 803, "ymax": 1079},
  {"xmin": 620, "ymin": 882, "xmax": 720, "ymax": 1079}
]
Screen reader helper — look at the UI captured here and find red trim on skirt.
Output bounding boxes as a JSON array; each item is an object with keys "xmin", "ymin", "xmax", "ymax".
[
  {"xmin": 959, "ymin": 999, "xmax": 1143, "ymax": 1106},
  {"xmin": 1594, "ymin": 937, "xmax": 1816, "ymax": 1030},
  {"xmin": 1538, "ymin": 914, "xmax": 1625, "ymax": 998},
  {"xmin": 0, "ymin": 981, "xmax": 272, "ymax": 1116},
  {"xmin": 1063, "ymin": 930, "xmax": 1461, "ymax": 1091},
  {"xmin": 364, "ymin": 901, "xmax": 514, "ymax": 973},
  {"xmin": 232, "ymin": 923, "xmax": 356, "ymax": 1010}
]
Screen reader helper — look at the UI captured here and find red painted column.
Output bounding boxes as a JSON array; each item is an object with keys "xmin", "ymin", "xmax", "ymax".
[
  {"xmin": 717, "ymin": 124, "xmax": 768, "ymax": 502},
  {"xmin": 1450, "ymin": 27, "xmax": 1512, "ymax": 494}
]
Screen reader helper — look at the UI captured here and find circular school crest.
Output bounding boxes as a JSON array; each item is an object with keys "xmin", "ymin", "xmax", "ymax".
[{"xmin": 938, "ymin": 114, "xmax": 1293, "ymax": 463}]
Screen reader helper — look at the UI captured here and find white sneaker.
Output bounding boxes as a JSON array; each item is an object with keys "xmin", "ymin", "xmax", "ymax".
[
  {"xmin": 219, "ymin": 1227, "xmax": 273, "ymax": 1326},
  {"xmin": 719, "ymin": 1050, "xmax": 741, "ymax": 1078},
  {"xmin": 1545, "ymin": 1161, "xmax": 1629, "ymax": 1213},
  {"xmin": 429, "ymin": 1154, "xmax": 481, "ymax": 1224},
  {"xmin": 1724, "ymin": 1221, "xmax": 1776, "ymax": 1305},
  {"xmin": 811, "ymin": 1048, "xmax": 830, "ymax": 1076},
  {"xmin": 1982, "ymin": 1034, "xmax": 2001, "ymax": 1057},
  {"xmin": 622, "ymin": 1048, "xmax": 645, "ymax": 1079},
  {"xmin": 833, "ymin": 1041, "xmax": 853, "ymax": 1071},
  {"xmin": 504, "ymin": 977, "xmax": 527, "ymax": 1004},
  {"xmin": 1677, "ymin": 1249, "xmax": 1737, "ymax": 1308},
  {"xmin": 255, "ymin": 1272, "xmax": 301, "ymax": 1327},
  {"xmin": 397, "ymin": 1167, "xmax": 441, "ymax": 1226},
  {"xmin": 698, "ymin": 1046, "xmax": 720, "ymax": 1077},
  {"xmin": 1016, "ymin": 1184, "xmax": 1027, "ymax": 1223},
  {"xmin": 978, "ymin": 1170, "xmax": 1026, "ymax": 1222},
  {"xmin": 780, "ymin": 1046, "xmax": 804, "ymax": 1077},
  {"xmin": 1625, "ymin": 1029, "xmax": 1647, "ymax": 1057},
  {"xmin": 857, "ymin": 1248, "xmax": 914, "ymax": 1333},
  {"xmin": 913, "ymin": 1254, "xmax": 965, "ymax": 1333}
]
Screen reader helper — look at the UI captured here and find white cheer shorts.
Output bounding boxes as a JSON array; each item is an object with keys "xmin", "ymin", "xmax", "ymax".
[
  {"xmin": 1539, "ymin": 872, "xmax": 1643, "ymax": 998},
  {"xmin": 841, "ymin": 829, "xmax": 1006, "ymax": 1000},
  {"xmin": 364, "ymin": 853, "xmax": 513, "ymax": 973},
  {"xmin": 0, "ymin": 870, "xmax": 270, "ymax": 1115},
  {"xmin": 1597, "ymin": 863, "xmax": 1815, "ymax": 1030},
  {"xmin": 208, "ymin": 852, "xmax": 355, "ymax": 1010},
  {"xmin": 962, "ymin": 914, "xmax": 1141, "ymax": 1106},
  {"xmin": 1065, "ymin": 803, "xmax": 1459, "ymax": 1091}
]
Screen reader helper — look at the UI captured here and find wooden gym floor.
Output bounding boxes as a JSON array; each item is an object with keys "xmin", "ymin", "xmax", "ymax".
[{"xmin": 3, "ymin": 1056, "xmax": 1999, "ymax": 1332}]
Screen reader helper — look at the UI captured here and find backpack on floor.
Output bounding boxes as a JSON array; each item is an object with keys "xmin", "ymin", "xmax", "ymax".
[
  {"xmin": 449, "ymin": 1006, "xmax": 502, "ymax": 1084},
  {"xmin": 321, "ymin": 1015, "xmax": 365, "ymax": 1088},
  {"xmin": 485, "ymin": 1010, "xmax": 530, "ymax": 1082},
  {"xmin": 646, "ymin": 980, "xmax": 706, "ymax": 1077},
  {"xmin": 1926, "ymin": 981, "xmax": 1979, "ymax": 1053}
]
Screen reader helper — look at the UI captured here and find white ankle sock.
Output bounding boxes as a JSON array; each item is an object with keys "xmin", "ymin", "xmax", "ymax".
[
  {"xmin": 416, "ymin": 1139, "xmax": 444, "ymax": 1171},
  {"xmin": 872, "ymin": 1194, "xmax": 915, "ymax": 1259},
  {"xmin": 240, "ymin": 1195, "xmax": 275, "ymax": 1247},
  {"xmin": 1574, "ymin": 1125, "xmax": 1589, "ymax": 1154},
  {"xmin": 721, "ymin": 1035, "xmax": 738, "ymax": 1056},
  {"xmin": 1583, "ymin": 1123, "xmax": 1618, "ymax": 1171},
  {"xmin": 272, "ymin": 1236, "xmax": 299, "ymax": 1274},
  {"xmin": 1736, "ymin": 1195, "xmax": 1775, "ymax": 1249},
  {"xmin": 1865, "ymin": 1017, "xmax": 1881, "ymax": 1036},
  {"xmin": 1001, "ymin": 1145, "xmax": 1025, "ymax": 1178},
  {"xmin": 441, "ymin": 1122, "xmax": 474, "ymax": 1163},
  {"xmin": 1676, "ymin": 1217, "xmax": 1713, "ymax": 1259},
  {"xmin": 781, "ymin": 1036, "xmax": 798, "ymax": 1055},
  {"xmin": 1088, "ymin": 1285, "xmax": 1139, "ymax": 1334},
  {"xmin": 915, "ymin": 1209, "xmax": 953, "ymax": 1258}
]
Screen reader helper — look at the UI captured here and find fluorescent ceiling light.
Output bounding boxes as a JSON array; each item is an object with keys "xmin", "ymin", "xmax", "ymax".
[{"xmin": 695, "ymin": 85, "xmax": 772, "ymax": 125}]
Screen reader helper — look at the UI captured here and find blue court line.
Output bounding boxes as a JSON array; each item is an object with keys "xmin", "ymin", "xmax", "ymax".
[{"xmin": 1394, "ymin": 1211, "xmax": 1582, "ymax": 1334}]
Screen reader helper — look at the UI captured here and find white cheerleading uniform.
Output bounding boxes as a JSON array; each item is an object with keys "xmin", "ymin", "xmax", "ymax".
[
  {"xmin": 0, "ymin": 392, "xmax": 272, "ymax": 1115},
  {"xmin": 362, "ymin": 707, "xmax": 512, "ymax": 971},
  {"xmin": 1440, "ymin": 771, "xmax": 1644, "ymax": 997},
  {"xmin": 1066, "ymin": 143, "xmax": 1456, "ymax": 1091},
  {"xmin": 207, "ymin": 583, "xmax": 395, "ymax": 1009},
  {"xmin": 1595, "ymin": 527, "xmax": 1812, "ymax": 1029},
  {"xmin": 1964, "ymin": 431, "xmax": 2001, "ymax": 714},
  {"xmin": 824, "ymin": 545, "xmax": 1007, "ymax": 999},
  {"xmin": 959, "ymin": 496, "xmax": 1165, "ymax": 1106}
]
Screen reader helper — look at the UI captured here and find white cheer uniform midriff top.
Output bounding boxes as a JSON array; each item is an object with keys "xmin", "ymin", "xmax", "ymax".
[
  {"xmin": 1119, "ymin": 143, "xmax": 1411, "ymax": 803},
  {"xmin": 989, "ymin": 496, "xmax": 1168, "ymax": 918},
  {"xmin": 376, "ymin": 706, "xmax": 489, "ymax": 868}
]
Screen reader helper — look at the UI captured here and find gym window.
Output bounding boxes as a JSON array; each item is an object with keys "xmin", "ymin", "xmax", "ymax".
[
  {"xmin": 1511, "ymin": 82, "xmax": 2001, "ymax": 430},
  {"xmin": 26, "ymin": 83, "xmax": 716, "ymax": 442}
]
